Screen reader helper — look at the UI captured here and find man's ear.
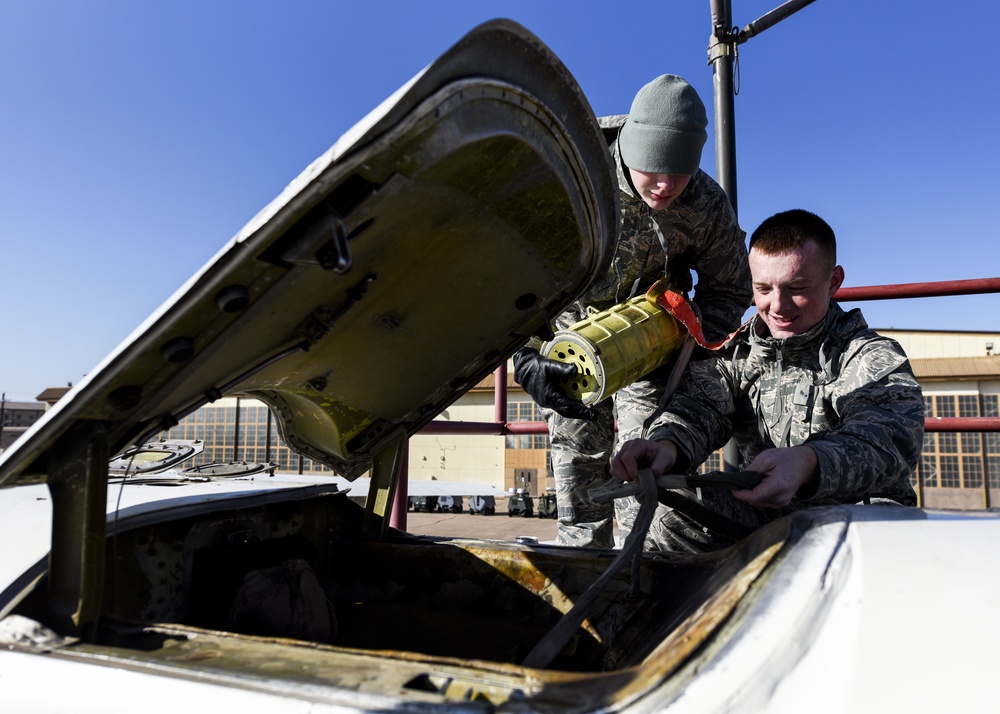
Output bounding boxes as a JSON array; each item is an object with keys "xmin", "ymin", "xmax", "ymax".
[{"xmin": 829, "ymin": 265, "xmax": 845, "ymax": 296}]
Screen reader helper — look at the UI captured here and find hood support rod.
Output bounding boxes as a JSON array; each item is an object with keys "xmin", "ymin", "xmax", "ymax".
[
  {"xmin": 362, "ymin": 428, "xmax": 407, "ymax": 540},
  {"xmin": 46, "ymin": 421, "xmax": 109, "ymax": 636}
]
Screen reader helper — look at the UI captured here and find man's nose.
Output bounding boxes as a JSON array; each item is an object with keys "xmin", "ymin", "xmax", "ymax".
[{"xmin": 771, "ymin": 289, "xmax": 794, "ymax": 311}]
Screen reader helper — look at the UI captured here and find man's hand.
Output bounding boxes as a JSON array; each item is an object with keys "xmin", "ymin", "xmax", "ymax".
[
  {"xmin": 512, "ymin": 348, "xmax": 598, "ymax": 421},
  {"xmin": 611, "ymin": 439, "xmax": 679, "ymax": 482},
  {"xmin": 731, "ymin": 446, "xmax": 819, "ymax": 508}
]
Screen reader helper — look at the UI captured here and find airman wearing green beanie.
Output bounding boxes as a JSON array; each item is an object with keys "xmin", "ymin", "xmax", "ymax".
[{"xmin": 513, "ymin": 75, "xmax": 752, "ymax": 549}]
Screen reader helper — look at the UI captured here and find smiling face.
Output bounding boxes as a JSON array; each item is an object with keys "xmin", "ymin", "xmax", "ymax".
[
  {"xmin": 628, "ymin": 169, "xmax": 692, "ymax": 211},
  {"xmin": 749, "ymin": 238, "xmax": 844, "ymax": 339}
]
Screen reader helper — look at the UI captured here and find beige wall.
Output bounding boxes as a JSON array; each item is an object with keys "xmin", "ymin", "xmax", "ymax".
[
  {"xmin": 922, "ymin": 488, "xmax": 998, "ymax": 510},
  {"xmin": 920, "ymin": 379, "xmax": 1000, "ymax": 397},
  {"xmin": 408, "ymin": 389, "xmax": 552, "ymax": 495},
  {"xmin": 408, "ymin": 392, "xmax": 505, "ymax": 488}
]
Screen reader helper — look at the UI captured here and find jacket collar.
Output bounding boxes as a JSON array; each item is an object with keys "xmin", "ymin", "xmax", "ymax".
[{"xmin": 747, "ymin": 301, "xmax": 863, "ymax": 350}]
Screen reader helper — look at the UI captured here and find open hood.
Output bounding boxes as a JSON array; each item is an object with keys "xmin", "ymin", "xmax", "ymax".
[{"xmin": 0, "ymin": 19, "xmax": 617, "ymax": 488}]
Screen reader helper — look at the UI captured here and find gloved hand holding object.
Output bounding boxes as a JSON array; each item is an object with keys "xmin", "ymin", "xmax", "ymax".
[{"xmin": 512, "ymin": 348, "xmax": 598, "ymax": 421}]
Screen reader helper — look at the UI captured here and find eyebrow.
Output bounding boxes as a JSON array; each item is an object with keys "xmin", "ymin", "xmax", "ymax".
[{"xmin": 752, "ymin": 278, "xmax": 812, "ymax": 287}]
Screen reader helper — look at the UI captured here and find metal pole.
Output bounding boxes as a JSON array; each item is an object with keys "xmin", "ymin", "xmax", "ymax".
[
  {"xmin": 391, "ymin": 446, "xmax": 409, "ymax": 531},
  {"xmin": 836, "ymin": 277, "xmax": 1000, "ymax": 302},
  {"xmin": 979, "ymin": 394, "xmax": 991, "ymax": 509},
  {"xmin": 709, "ymin": 0, "xmax": 739, "ymax": 211},
  {"xmin": 709, "ymin": 0, "xmax": 741, "ymax": 472},
  {"xmin": 264, "ymin": 408, "xmax": 272, "ymax": 464},
  {"xmin": 232, "ymin": 396, "xmax": 241, "ymax": 463},
  {"xmin": 914, "ymin": 459, "xmax": 925, "ymax": 508},
  {"xmin": 495, "ymin": 364, "xmax": 508, "ymax": 426},
  {"xmin": 739, "ymin": 0, "xmax": 819, "ymax": 41}
]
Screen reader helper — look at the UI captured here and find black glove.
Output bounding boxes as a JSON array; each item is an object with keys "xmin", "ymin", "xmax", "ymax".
[{"xmin": 512, "ymin": 348, "xmax": 598, "ymax": 421}]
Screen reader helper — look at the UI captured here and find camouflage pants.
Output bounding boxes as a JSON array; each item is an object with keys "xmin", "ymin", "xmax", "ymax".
[
  {"xmin": 547, "ymin": 368, "xmax": 672, "ymax": 549},
  {"xmin": 545, "ymin": 398, "xmax": 617, "ymax": 548}
]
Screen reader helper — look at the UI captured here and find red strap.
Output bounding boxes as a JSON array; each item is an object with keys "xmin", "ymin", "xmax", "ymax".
[{"xmin": 651, "ymin": 288, "xmax": 746, "ymax": 351}]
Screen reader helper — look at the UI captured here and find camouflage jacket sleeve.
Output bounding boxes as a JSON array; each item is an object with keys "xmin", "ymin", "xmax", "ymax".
[
  {"xmin": 642, "ymin": 355, "xmax": 740, "ymax": 467},
  {"xmin": 798, "ymin": 340, "xmax": 924, "ymax": 502}
]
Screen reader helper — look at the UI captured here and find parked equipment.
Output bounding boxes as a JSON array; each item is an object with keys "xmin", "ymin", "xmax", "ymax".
[
  {"xmin": 507, "ymin": 488, "xmax": 534, "ymax": 517},
  {"xmin": 436, "ymin": 495, "xmax": 464, "ymax": 513},
  {"xmin": 408, "ymin": 495, "xmax": 438, "ymax": 513},
  {"xmin": 468, "ymin": 495, "xmax": 496, "ymax": 515},
  {"xmin": 536, "ymin": 488, "xmax": 557, "ymax": 519}
]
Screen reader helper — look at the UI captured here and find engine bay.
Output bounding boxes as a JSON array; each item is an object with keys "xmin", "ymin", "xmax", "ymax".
[{"xmin": 12, "ymin": 488, "xmax": 787, "ymax": 705}]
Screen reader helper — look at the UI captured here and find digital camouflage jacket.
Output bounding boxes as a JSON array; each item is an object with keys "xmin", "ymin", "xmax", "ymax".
[
  {"xmin": 647, "ymin": 302, "xmax": 923, "ymax": 506},
  {"xmin": 559, "ymin": 116, "xmax": 752, "ymax": 343}
]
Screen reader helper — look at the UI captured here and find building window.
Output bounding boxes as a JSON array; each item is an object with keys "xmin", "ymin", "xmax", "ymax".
[
  {"xmin": 158, "ymin": 399, "xmax": 330, "ymax": 473},
  {"xmin": 961, "ymin": 433, "xmax": 981, "ymax": 454},
  {"xmin": 938, "ymin": 432, "xmax": 958, "ymax": 454},
  {"xmin": 962, "ymin": 456, "xmax": 984, "ymax": 489},
  {"xmin": 919, "ymin": 394, "xmax": 999, "ymax": 490},
  {"xmin": 920, "ymin": 455, "xmax": 938, "ymax": 488},
  {"xmin": 987, "ymin": 456, "xmax": 1000, "ymax": 489},
  {"xmin": 698, "ymin": 452, "xmax": 723, "ymax": 473},
  {"xmin": 934, "ymin": 396, "xmax": 956, "ymax": 418},
  {"xmin": 982, "ymin": 395, "xmax": 999, "ymax": 418},
  {"xmin": 959, "ymin": 395, "xmax": 979, "ymax": 417},
  {"xmin": 505, "ymin": 400, "xmax": 550, "ymax": 450},
  {"xmin": 938, "ymin": 456, "xmax": 960, "ymax": 488}
]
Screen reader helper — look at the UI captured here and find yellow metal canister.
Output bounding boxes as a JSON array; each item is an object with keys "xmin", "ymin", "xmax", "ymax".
[{"xmin": 541, "ymin": 293, "xmax": 685, "ymax": 405}]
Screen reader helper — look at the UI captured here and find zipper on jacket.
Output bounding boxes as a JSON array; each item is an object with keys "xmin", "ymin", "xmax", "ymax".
[{"xmin": 772, "ymin": 344, "xmax": 784, "ymax": 429}]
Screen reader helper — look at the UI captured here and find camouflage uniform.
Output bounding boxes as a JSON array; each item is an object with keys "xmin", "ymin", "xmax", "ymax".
[
  {"xmin": 616, "ymin": 302, "xmax": 925, "ymax": 553},
  {"xmin": 547, "ymin": 116, "xmax": 751, "ymax": 548}
]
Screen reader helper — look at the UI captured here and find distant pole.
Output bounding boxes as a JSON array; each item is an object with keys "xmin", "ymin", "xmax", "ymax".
[
  {"xmin": 391, "ymin": 447, "xmax": 409, "ymax": 531},
  {"xmin": 265, "ymin": 408, "xmax": 272, "ymax": 464},
  {"xmin": 0, "ymin": 393, "xmax": 5, "ymax": 445},
  {"xmin": 709, "ymin": 0, "xmax": 821, "ymax": 201},
  {"xmin": 232, "ymin": 397, "xmax": 241, "ymax": 462},
  {"xmin": 979, "ymin": 394, "xmax": 992, "ymax": 509}
]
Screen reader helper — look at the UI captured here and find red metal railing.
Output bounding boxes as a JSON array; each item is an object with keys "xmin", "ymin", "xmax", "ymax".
[{"xmin": 836, "ymin": 278, "xmax": 1000, "ymax": 302}]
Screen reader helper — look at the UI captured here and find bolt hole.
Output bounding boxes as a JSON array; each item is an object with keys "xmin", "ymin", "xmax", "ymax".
[{"xmin": 514, "ymin": 293, "xmax": 538, "ymax": 311}]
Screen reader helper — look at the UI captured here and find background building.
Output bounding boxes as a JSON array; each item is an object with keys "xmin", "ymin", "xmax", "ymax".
[
  {"xmin": 884, "ymin": 329, "xmax": 1000, "ymax": 509},
  {"xmin": 0, "ymin": 397, "xmax": 45, "ymax": 452}
]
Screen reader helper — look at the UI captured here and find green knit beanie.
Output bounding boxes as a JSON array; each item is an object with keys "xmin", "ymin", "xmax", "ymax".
[{"xmin": 618, "ymin": 75, "xmax": 707, "ymax": 175}]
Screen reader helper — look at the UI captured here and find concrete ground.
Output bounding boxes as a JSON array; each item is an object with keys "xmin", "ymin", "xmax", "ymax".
[{"xmin": 398, "ymin": 500, "xmax": 558, "ymax": 542}]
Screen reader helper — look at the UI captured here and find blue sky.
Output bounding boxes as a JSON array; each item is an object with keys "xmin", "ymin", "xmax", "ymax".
[{"xmin": 2, "ymin": 1, "xmax": 999, "ymax": 401}]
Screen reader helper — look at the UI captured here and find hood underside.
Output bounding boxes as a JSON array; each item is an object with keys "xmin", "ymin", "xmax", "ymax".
[{"xmin": 0, "ymin": 19, "xmax": 617, "ymax": 487}]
